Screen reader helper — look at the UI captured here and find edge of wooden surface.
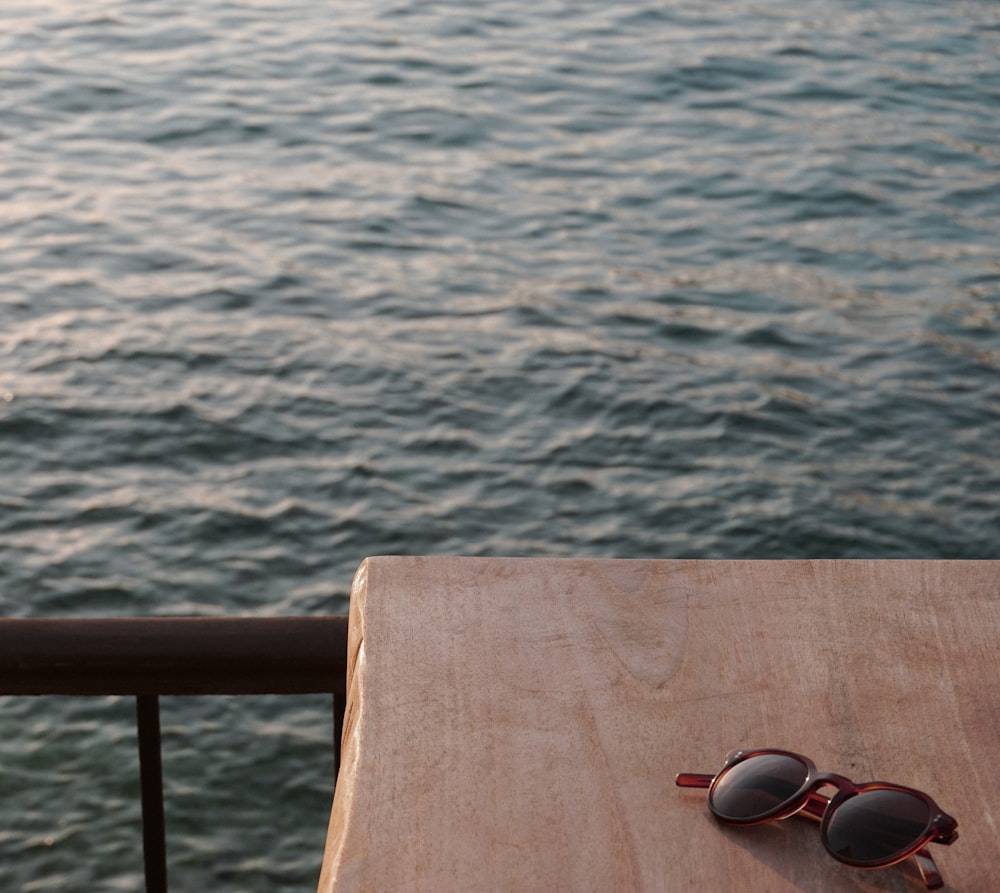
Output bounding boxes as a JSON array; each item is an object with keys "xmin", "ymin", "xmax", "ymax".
[{"xmin": 318, "ymin": 558, "xmax": 999, "ymax": 893}]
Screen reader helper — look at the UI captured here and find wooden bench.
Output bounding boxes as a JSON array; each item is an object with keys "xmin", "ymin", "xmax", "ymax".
[{"xmin": 318, "ymin": 558, "xmax": 998, "ymax": 892}]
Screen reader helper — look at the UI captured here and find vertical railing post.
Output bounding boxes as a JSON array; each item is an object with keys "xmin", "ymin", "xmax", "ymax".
[{"xmin": 136, "ymin": 695, "xmax": 168, "ymax": 893}]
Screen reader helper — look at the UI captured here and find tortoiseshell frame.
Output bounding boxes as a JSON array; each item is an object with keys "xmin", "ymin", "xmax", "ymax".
[{"xmin": 676, "ymin": 748, "xmax": 958, "ymax": 890}]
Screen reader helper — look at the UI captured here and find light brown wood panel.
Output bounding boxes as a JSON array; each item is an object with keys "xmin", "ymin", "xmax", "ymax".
[{"xmin": 318, "ymin": 558, "xmax": 999, "ymax": 892}]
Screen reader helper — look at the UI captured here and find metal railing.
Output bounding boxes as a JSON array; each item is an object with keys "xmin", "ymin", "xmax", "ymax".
[{"xmin": 0, "ymin": 616, "xmax": 350, "ymax": 893}]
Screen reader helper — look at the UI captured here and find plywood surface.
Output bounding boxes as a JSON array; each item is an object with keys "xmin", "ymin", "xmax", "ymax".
[{"xmin": 318, "ymin": 558, "xmax": 999, "ymax": 892}]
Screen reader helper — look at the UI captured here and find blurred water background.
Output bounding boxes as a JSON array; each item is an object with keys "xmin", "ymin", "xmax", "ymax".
[{"xmin": 1, "ymin": 0, "xmax": 998, "ymax": 888}]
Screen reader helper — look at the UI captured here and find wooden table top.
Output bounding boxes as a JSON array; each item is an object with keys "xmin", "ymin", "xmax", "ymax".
[{"xmin": 317, "ymin": 558, "xmax": 999, "ymax": 892}]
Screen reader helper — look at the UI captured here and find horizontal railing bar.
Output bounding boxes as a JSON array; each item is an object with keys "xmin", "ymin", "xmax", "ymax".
[{"xmin": 0, "ymin": 616, "xmax": 348, "ymax": 696}]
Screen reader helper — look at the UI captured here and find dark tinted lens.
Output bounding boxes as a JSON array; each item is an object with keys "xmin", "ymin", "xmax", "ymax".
[
  {"xmin": 824, "ymin": 789, "xmax": 932, "ymax": 866},
  {"xmin": 710, "ymin": 753, "xmax": 809, "ymax": 821}
]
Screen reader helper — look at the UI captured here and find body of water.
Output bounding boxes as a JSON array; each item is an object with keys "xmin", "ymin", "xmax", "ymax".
[{"xmin": 1, "ymin": 0, "xmax": 998, "ymax": 888}]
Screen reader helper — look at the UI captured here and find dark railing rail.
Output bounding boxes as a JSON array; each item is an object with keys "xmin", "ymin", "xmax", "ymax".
[{"xmin": 0, "ymin": 616, "xmax": 350, "ymax": 893}]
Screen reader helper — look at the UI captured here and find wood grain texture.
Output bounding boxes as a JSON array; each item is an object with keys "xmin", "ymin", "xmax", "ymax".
[{"xmin": 317, "ymin": 558, "xmax": 999, "ymax": 892}]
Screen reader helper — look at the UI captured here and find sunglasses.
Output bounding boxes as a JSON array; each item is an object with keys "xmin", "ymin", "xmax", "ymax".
[{"xmin": 676, "ymin": 748, "xmax": 958, "ymax": 890}]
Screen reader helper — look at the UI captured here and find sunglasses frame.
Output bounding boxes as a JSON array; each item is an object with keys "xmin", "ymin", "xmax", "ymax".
[{"xmin": 676, "ymin": 748, "xmax": 958, "ymax": 890}]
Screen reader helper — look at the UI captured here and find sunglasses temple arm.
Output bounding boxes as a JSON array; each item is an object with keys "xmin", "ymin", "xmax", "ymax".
[
  {"xmin": 675, "ymin": 773, "xmax": 713, "ymax": 788},
  {"xmin": 799, "ymin": 790, "xmax": 830, "ymax": 821},
  {"xmin": 911, "ymin": 847, "xmax": 945, "ymax": 891}
]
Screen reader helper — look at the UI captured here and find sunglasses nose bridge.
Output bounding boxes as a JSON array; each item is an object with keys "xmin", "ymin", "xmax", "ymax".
[
  {"xmin": 810, "ymin": 771, "xmax": 859, "ymax": 797},
  {"xmin": 791, "ymin": 773, "xmax": 859, "ymax": 822}
]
